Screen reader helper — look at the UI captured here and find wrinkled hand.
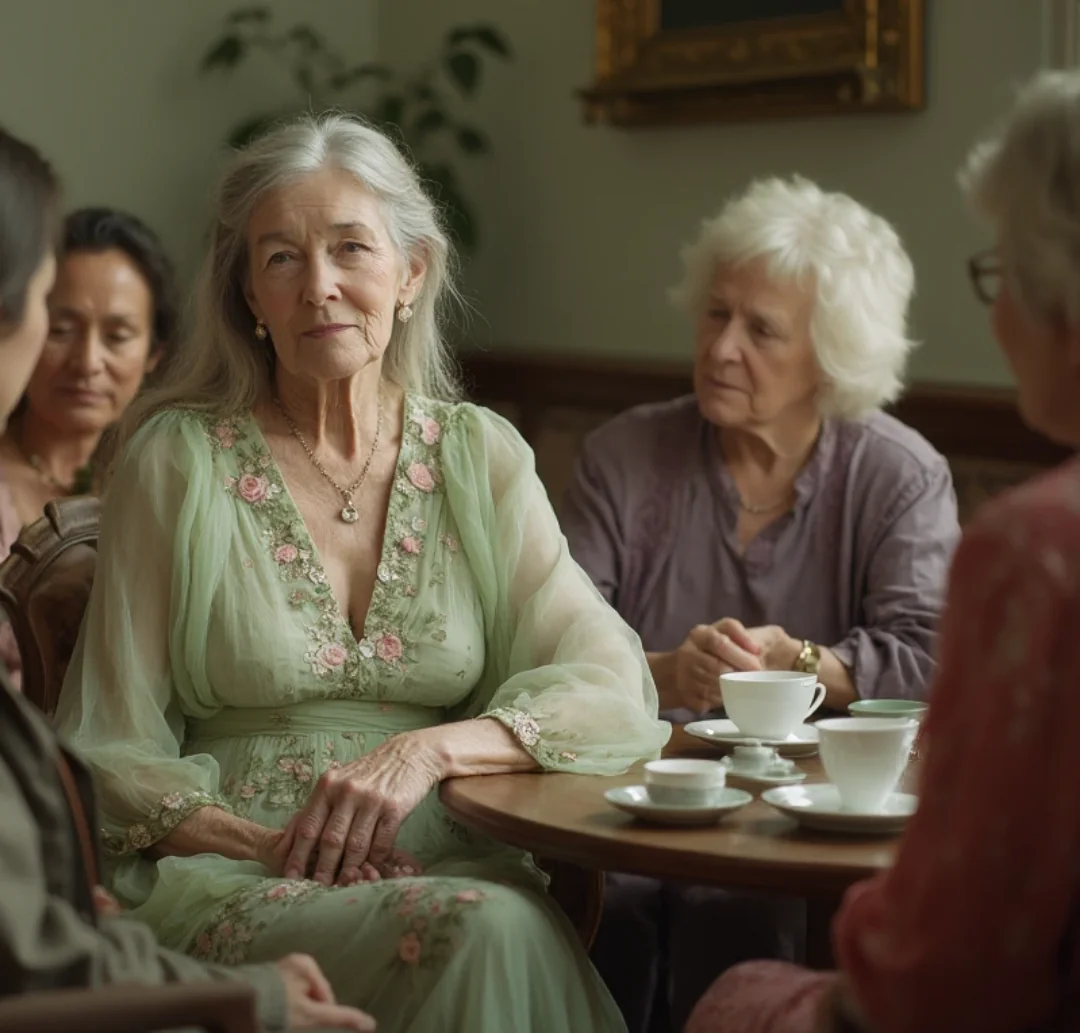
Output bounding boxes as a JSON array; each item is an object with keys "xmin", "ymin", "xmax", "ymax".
[
  {"xmin": 92, "ymin": 885, "xmax": 122, "ymax": 918},
  {"xmin": 275, "ymin": 953, "xmax": 376, "ymax": 1031},
  {"xmin": 280, "ymin": 733, "xmax": 441, "ymax": 886},
  {"xmin": 669, "ymin": 618, "xmax": 764, "ymax": 711},
  {"xmin": 741, "ymin": 624, "xmax": 801, "ymax": 673}
]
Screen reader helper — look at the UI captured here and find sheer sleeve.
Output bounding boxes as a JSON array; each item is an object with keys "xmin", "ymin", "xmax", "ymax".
[
  {"xmin": 833, "ymin": 506, "xmax": 1080, "ymax": 1033},
  {"xmin": 442, "ymin": 404, "xmax": 670, "ymax": 774},
  {"xmin": 55, "ymin": 413, "xmax": 233, "ymax": 856}
]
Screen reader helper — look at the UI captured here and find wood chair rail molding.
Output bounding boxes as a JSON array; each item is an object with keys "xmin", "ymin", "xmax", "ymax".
[
  {"xmin": 456, "ymin": 349, "xmax": 1072, "ymax": 524},
  {"xmin": 457, "ymin": 349, "xmax": 1070, "ymax": 467}
]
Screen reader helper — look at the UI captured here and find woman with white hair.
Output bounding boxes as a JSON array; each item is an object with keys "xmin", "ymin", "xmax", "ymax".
[
  {"xmin": 563, "ymin": 178, "xmax": 960, "ymax": 1032},
  {"xmin": 685, "ymin": 69, "xmax": 1080, "ymax": 1033},
  {"xmin": 55, "ymin": 112, "xmax": 669, "ymax": 1032}
]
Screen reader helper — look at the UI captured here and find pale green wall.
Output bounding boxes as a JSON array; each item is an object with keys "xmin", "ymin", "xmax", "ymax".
[
  {"xmin": 381, "ymin": 0, "xmax": 1047, "ymax": 386},
  {"xmin": 0, "ymin": 1, "xmax": 1048, "ymax": 386},
  {"xmin": 0, "ymin": 0, "xmax": 377, "ymax": 280}
]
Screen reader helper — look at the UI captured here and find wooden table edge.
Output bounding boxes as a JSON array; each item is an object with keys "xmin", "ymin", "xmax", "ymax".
[{"xmin": 440, "ymin": 777, "xmax": 876, "ymax": 898}]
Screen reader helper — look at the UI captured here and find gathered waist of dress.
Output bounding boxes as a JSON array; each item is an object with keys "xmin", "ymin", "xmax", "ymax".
[{"xmin": 187, "ymin": 699, "xmax": 446, "ymax": 740}]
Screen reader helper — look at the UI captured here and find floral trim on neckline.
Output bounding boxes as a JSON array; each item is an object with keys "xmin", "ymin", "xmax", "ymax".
[{"xmin": 200, "ymin": 393, "xmax": 460, "ymax": 700}]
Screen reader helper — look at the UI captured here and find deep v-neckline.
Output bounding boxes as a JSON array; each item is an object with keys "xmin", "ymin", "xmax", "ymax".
[{"xmin": 246, "ymin": 393, "xmax": 413, "ymax": 648}]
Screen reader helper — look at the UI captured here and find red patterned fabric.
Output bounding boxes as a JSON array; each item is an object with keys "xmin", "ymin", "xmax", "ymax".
[{"xmin": 688, "ymin": 458, "xmax": 1080, "ymax": 1033}]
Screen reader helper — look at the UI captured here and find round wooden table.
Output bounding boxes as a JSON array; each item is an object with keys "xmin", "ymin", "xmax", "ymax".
[{"xmin": 441, "ymin": 726, "xmax": 913, "ymax": 965}]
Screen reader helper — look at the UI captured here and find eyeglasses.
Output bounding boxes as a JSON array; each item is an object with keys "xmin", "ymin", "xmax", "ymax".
[{"xmin": 968, "ymin": 248, "xmax": 1002, "ymax": 305}]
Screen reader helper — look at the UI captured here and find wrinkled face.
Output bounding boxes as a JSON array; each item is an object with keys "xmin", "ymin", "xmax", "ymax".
[
  {"xmin": 991, "ymin": 264, "xmax": 1080, "ymax": 444},
  {"xmin": 692, "ymin": 258, "xmax": 821, "ymax": 430},
  {"xmin": 24, "ymin": 248, "xmax": 159, "ymax": 435},
  {"xmin": 244, "ymin": 167, "xmax": 424, "ymax": 386},
  {"xmin": 0, "ymin": 251, "xmax": 56, "ymax": 432}
]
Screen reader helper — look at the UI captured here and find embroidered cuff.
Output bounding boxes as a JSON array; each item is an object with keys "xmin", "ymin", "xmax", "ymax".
[
  {"xmin": 486, "ymin": 707, "xmax": 579, "ymax": 769},
  {"xmin": 107, "ymin": 790, "xmax": 233, "ymax": 856}
]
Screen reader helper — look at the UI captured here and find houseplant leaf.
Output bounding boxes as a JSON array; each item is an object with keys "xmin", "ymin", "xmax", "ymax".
[
  {"xmin": 288, "ymin": 25, "xmax": 324, "ymax": 53},
  {"xmin": 329, "ymin": 63, "xmax": 392, "ymax": 90},
  {"xmin": 446, "ymin": 51, "xmax": 480, "ymax": 95},
  {"xmin": 227, "ymin": 6, "xmax": 270, "ymax": 25},
  {"xmin": 227, "ymin": 113, "xmax": 280, "ymax": 149},
  {"xmin": 372, "ymin": 94, "xmax": 407, "ymax": 136},
  {"xmin": 449, "ymin": 25, "xmax": 512, "ymax": 58},
  {"xmin": 202, "ymin": 35, "xmax": 246, "ymax": 71},
  {"xmin": 421, "ymin": 162, "xmax": 477, "ymax": 254},
  {"xmin": 456, "ymin": 126, "xmax": 488, "ymax": 155},
  {"xmin": 413, "ymin": 109, "xmax": 449, "ymax": 139}
]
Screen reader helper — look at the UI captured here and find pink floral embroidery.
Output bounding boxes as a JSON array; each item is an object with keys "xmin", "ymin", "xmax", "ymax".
[
  {"xmin": 196, "ymin": 932, "xmax": 212, "ymax": 954},
  {"xmin": 376, "ymin": 634, "xmax": 403, "ymax": 663},
  {"xmin": 275, "ymin": 543, "xmax": 299, "ymax": 564},
  {"xmin": 293, "ymin": 759, "xmax": 314, "ymax": 783},
  {"xmin": 415, "ymin": 415, "xmax": 441, "ymax": 445},
  {"xmin": 265, "ymin": 884, "xmax": 290, "ymax": 901},
  {"xmin": 237, "ymin": 474, "xmax": 270, "ymax": 504},
  {"xmin": 407, "ymin": 462, "xmax": 435, "ymax": 492},
  {"xmin": 214, "ymin": 423, "xmax": 236, "ymax": 449},
  {"xmin": 512, "ymin": 712, "xmax": 541, "ymax": 747},
  {"xmin": 399, "ymin": 536, "xmax": 422, "ymax": 555},
  {"xmin": 277, "ymin": 758, "xmax": 295, "ymax": 772},
  {"xmin": 239, "ymin": 784, "xmax": 257, "ymax": 799},
  {"xmin": 456, "ymin": 889, "xmax": 485, "ymax": 903},
  {"xmin": 161, "ymin": 793, "xmax": 184, "ymax": 810},
  {"xmin": 399, "ymin": 931, "xmax": 422, "ymax": 965},
  {"xmin": 317, "ymin": 643, "xmax": 349, "ymax": 669}
]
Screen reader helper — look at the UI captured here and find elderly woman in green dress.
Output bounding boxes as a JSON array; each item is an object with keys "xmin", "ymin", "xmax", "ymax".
[{"xmin": 56, "ymin": 113, "xmax": 669, "ymax": 1033}]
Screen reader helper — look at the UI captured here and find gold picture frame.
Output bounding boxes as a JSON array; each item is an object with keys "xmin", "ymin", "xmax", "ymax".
[{"xmin": 581, "ymin": 0, "xmax": 925, "ymax": 126}]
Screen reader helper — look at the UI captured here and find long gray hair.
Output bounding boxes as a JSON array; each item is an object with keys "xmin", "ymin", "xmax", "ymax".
[{"xmin": 119, "ymin": 112, "xmax": 461, "ymax": 445}]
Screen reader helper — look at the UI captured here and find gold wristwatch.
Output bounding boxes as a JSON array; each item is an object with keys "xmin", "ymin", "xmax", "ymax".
[{"xmin": 793, "ymin": 639, "xmax": 821, "ymax": 675}]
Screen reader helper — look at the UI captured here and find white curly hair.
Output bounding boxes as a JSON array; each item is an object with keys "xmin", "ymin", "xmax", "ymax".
[{"xmin": 671, "ymin": 175, "xmax": 917, "ymax": 420}]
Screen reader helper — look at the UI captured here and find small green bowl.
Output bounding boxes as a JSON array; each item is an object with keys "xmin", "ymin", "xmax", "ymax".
[{"xmin": 848, "ymin": 699, "xmax": 928, "ymax": 721}]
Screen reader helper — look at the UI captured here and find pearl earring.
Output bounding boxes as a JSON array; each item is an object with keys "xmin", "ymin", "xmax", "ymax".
[
  {"xmin": 396, "ymin": 304, "xmax": 414, "ymax": 324},
  {"xmin": 254, "ymin": 321, "xmax": 268, "ymax": 340}
]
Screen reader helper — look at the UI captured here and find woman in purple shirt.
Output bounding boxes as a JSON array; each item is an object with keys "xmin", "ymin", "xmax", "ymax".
[{"xmin": 563, "ymin": 176, "xmax": 961, "ymax": 1033}]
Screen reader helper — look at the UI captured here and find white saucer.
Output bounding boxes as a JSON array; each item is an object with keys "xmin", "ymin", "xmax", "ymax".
[
  {"xmin": 684, "ymin": 719, "xmax": 820, "ymax": 757},
  {"xmin": 761, "ymin": 784, "xmax": 917, "ymax": 835},
  {"xmin": 720, "ymin": 756, "xmax": 807, "ymax": 787},
  {"xmin": 604, "ymin": 785, "xmax": 753, "ymax": 826}
]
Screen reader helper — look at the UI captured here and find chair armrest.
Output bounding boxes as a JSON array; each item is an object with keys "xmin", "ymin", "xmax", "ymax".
[{"xmin": 0, "ymin": 982, "xmax": 259, "ymax": 1033}]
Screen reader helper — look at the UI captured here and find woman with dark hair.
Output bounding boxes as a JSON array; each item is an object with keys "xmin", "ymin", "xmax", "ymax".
[
  {"xmin": 0, "ymin": 124, "xmax": 374, "ymax": 1033},
  {"xmin": 0, "ymin": 206, "xmax": 177, "ymax": 684}
]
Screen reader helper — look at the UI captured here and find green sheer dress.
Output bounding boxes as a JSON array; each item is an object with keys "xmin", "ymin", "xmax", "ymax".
[{"xmin": 56, "ymin": 395, "xmax": 670, "ymax": 1033}]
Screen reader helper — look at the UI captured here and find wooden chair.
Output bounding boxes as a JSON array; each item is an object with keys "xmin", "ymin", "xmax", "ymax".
[
  {"xmin": 0, "ymin": 496, "xmax": 100, "ymax": 716},
  {"xmin": 0, "ymin": 497, "xmax": 606, "ymax": 949}
]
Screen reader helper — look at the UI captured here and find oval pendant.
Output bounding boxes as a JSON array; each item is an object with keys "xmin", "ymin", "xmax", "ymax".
[{"xmin": 340, "ymin": 504, "xmax": 359, "ymax": 524}]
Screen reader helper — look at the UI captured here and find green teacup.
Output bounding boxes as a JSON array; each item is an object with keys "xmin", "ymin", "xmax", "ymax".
[{"xmin": 848, "ymin": 699, "xmax": 929, "ymax": 721}]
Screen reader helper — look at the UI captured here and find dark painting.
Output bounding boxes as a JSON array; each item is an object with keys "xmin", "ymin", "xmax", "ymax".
[{"xmin": 660, "ymin": 0, "xmax": 843, "ymax": 32}]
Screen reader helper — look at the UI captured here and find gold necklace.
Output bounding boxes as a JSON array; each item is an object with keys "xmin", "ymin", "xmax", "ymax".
[
  {"xmin": 15, "ymin": 433, "xmax": 93, "ymax": 496},
  {"xmin": 273, "ymin": 392, "xmax": 384, "ymax": 523},
  {"xmin": 737, "ymin": 494, "xmax": 790, "ymax": 516}
]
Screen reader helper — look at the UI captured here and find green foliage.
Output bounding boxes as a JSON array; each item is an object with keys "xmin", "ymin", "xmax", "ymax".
[{"xmin": 200, "ymin": 6, "xmax": 511, "ymax": 255}]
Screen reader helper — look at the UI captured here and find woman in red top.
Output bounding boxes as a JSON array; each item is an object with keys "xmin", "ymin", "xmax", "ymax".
[{"xmin": 686, "ymin": 68, "xmax": 1080, "ymax": 1033}]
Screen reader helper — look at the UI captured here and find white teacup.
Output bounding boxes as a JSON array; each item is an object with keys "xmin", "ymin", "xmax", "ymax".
[
  {"xmin": 720, "ymin": 671, "xmax": 827, "ymax": 741},
  {"xmin": 817, "ymin": 716, "xmax": 917, "ymax": 813},
  {"xmin": 643, "ymin": 759, "xmax": 726, "ymax": 806}
]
